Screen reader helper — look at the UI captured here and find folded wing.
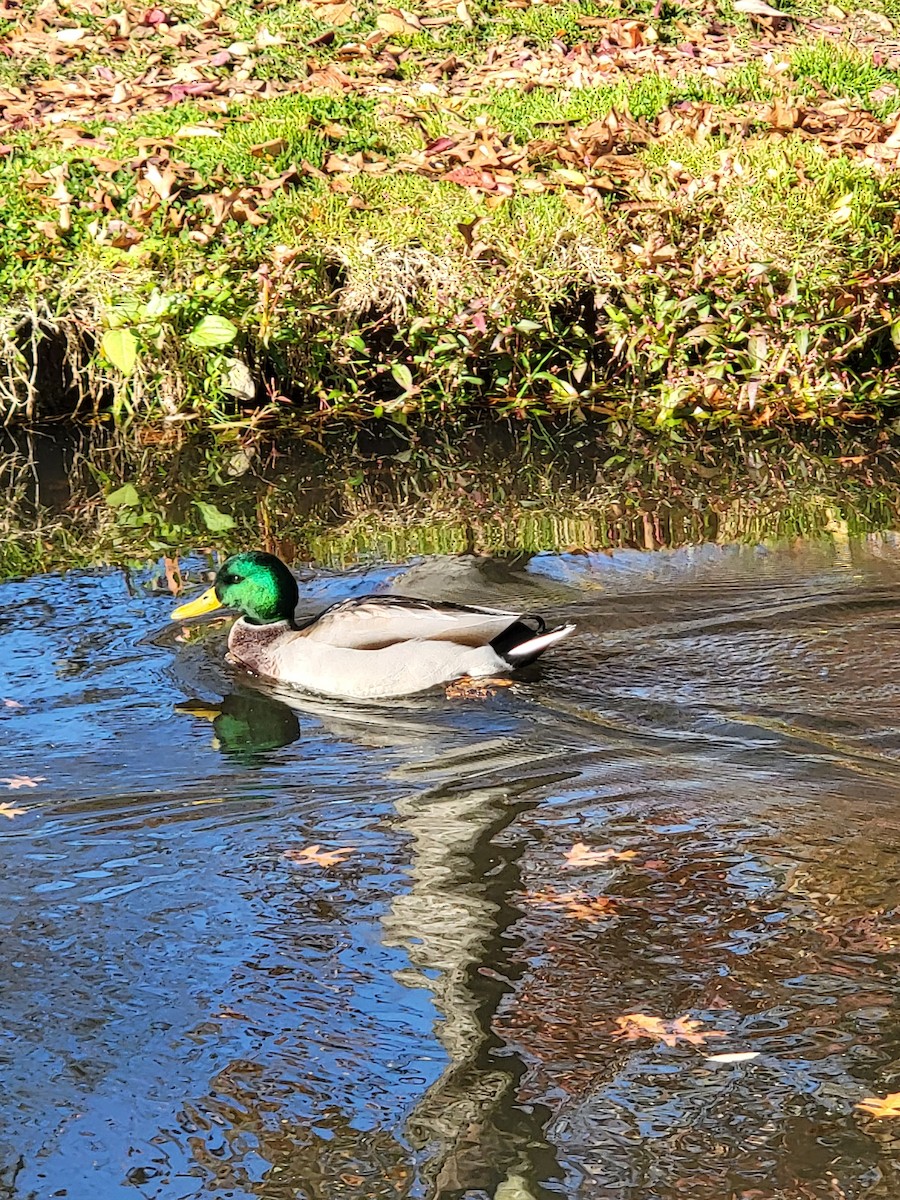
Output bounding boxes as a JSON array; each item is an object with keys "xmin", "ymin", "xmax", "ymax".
[{"xmin": 299, "ymin": 595, "xmax": 543, "ymax": 650}]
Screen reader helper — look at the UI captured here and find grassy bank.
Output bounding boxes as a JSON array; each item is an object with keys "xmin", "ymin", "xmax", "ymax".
[{"xmin": 3, "ymin": 0, "xmax": 900, "ymax": 428}]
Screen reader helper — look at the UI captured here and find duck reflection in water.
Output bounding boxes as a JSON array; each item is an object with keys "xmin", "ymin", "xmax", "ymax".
[
  {"xmin": 174, "ymin": 684, "xmax": 567, "ymax": 1198},
  {"xmin": 177, "ymin": 691, "xmax": 302, "ymax": 761}
]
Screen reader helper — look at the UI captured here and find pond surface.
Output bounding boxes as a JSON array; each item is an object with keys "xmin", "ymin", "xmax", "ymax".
[{"xmin": 3, "ymin": 533, "xmax": 900, "ymax": 1199}]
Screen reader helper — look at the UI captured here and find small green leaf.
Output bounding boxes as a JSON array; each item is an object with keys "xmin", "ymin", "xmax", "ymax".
[
  {"xmin": 101, "ymin": 328, "xmax": 138, "ymax": 375},
  {"xmin": 107, "ymin": 301, "xmax": 142, "ymax": 329},
  {"xmin": 106, "ymin": 483, "xmax": 140, "ymax": 508},
  {"xmin": 194, "ymin": 500, "xmax": 236, "ymax": 532},
  {"xmin": 142, "ymin": 289, "xmax": 173, "ymax": 320},
  {"xmin": 188, "ymin": 315, "xmax": 238, "ymax": 348},
  {"xmin": 391, "ymin": 363, "xmax": 413, "ymax": 392}
]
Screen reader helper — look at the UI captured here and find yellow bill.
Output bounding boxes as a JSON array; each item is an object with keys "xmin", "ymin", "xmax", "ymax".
[{"xmin": 171, "ymin": 586, "xmax": 223, "ymax": 620}]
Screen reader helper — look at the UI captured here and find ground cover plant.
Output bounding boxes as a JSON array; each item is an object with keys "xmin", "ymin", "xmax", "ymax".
[{"xmin": 2, "ymin": 0, "xmax": 900, "ymax": 428}]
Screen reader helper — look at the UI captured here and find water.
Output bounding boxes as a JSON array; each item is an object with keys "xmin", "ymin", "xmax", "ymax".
[{"xmin": 3, "ymin": 534, "xmax": 900, "ymax": 1199}]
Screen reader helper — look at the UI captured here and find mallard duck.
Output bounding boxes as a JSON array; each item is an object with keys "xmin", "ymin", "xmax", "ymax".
[{"xmin": 171, "ymin": 551, "xmax": 575, "ymax": 700}]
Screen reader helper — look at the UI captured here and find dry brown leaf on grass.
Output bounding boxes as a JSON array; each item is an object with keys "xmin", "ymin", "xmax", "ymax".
[
  {"xmin": 2, "ymin": 776, "xmax": 46, "ymax": 790},
  {"xmin": 733, "ymin": 0, "xmax": 791, "ymax": 16},
  {"xmin": 564, "ymin": 842, "xmax": 637, "ymax": 867},
  {"xmin": 283, "ymin": 844, "xmax": 355, "ymax": 867},
  {"xmin": 309, "ymin": 0, "xmax": 357, "ymax": 24},
  {"xmin": 856, "ymin": 1093, "xmax": 900, "ymax": 1118},
  {"xmin": 250, "ymin": 138, "xmax": 287, "ymax": 157},
  {"xmin": 377, "ymin": 7, "xmax": 423, "ymax": 35},
  {"xmin": 614, "ymin": 1013, "xmax": 727, "ymax": 1047},
  {"xmin": 144, "ymin": 162, "xmax": 178, "ymax": 201}
]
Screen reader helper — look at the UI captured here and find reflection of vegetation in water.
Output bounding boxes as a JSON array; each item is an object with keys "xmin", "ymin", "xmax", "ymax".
[{"xmin": 5, "ymin": 427, "xmax": 900, "ymax": 578}]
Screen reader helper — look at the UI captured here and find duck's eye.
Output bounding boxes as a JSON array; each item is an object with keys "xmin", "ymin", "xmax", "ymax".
[{"xmin": 221, "ymin": 572, "xmax": 241, "ymax": 586}]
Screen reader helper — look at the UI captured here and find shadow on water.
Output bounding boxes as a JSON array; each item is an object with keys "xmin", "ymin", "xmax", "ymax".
[{"xmin": 6, "ymin": 512, "xmax": 900, "ymax": 1197}]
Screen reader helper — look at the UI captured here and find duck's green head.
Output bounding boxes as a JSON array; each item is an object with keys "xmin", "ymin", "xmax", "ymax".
[{"xmin": 171, "ymin": 551, "xmax": 299, "ymax": 625}]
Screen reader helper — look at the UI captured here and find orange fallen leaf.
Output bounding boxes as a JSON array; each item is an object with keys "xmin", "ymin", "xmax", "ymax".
[
  {"xmin": 0, "ymin": 802, "xmax": 27, "ymax": 819},
  {"xmin": 526, "ymin": 887, "xmax": 616, "ymax": 924},
  {"xmin": 564, "ymin": 842, "xmax": 637, "ymax": 867},
  {"xmin": 2, "ymin": 776, "xmax": 46, "ymax": 790},
  {"xmin": 445, "ymin": 676, "xmax": 514, "ymax": 699},
  {"xmin": 284, "ymin": 844, "xmax": 355, "ymax": 867},
  {"xmin": 856, "ymin": 1093, "xmax": 900, "ymax": 1118},
  {"xmin": 614, "ymin": 1013, "xmax": 726, "ymax": 1047}
]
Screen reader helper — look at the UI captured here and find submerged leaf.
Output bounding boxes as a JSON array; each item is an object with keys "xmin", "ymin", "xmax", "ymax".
[{"xmin": 614, "ymin": 1013, "xmax": 726, "ymax": 1047}]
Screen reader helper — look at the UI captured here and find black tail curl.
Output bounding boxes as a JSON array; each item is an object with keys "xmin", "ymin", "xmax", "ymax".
[{"xmin": 489, "ymin": 614, "xmax": 546, "ymax": 663}]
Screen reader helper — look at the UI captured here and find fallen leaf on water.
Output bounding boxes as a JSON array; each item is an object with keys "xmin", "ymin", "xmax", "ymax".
[
  {"xmin": 564, "ymin": 842, "xmax": 637, "ymax": 867},
  {"xmin": 856, "ymin": 1093, "xmax": 900, "ymax": 1118},
  {"xmin": 2, "ymin": 698, "xmax": 22, "ymax": 708},
  {"xmin": 2, "ymin": 775, "xmax": 46, "ymax": 790},
  {"xmin": 284, "ymin": 844, "xmax": 355, "ymax": 867},
  {"xmin": 614, "ymin": 1013, "xmax": 726, "ymax": 1047},
  {"xmin": 526, "ymin": 887, "xmax": 616, "ymax": 923},
  {"xmin": 0, "ymin": 802, "xmax": 27, "ymax": 819}
]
